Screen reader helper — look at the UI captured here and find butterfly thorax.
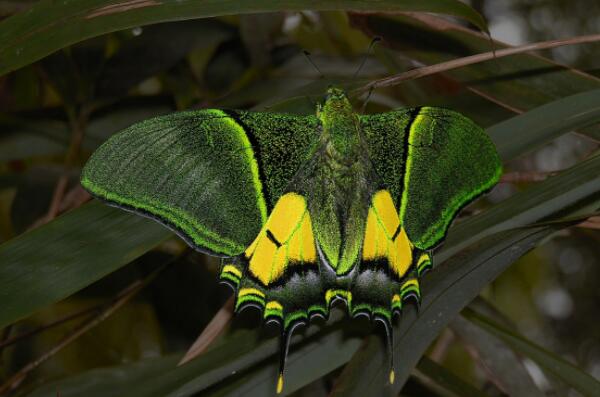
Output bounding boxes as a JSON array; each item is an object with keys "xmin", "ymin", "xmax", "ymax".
[{"xmin": 317, "ymin": 87, "xmax": 362, "ymax": 163}]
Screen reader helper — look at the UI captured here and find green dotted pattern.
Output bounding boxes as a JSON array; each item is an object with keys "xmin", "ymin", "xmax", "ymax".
[
  {"xmin": 230, "ymin": 110, "xmax": 320, "ymax": 208},
  {"xmin": 81, "ymin": 109, "xmax": 321, "ymax": 256}
]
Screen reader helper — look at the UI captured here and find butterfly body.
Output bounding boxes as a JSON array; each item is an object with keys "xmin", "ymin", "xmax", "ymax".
[{"xmin": 81, "ymin": 87, "xmax": 502, "ymax": 393}]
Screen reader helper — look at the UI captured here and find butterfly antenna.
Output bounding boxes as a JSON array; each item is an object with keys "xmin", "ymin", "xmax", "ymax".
[
  {"xmin": 360, "ymin": 85, "xmax": 375, "ymax": 114},
  {"xmin": 352, "ymin": 36, "xmax": 381, "ymax": 79},
  {"xmin": 302, "ymin": 50, "xmax": 324, "ymax": 79}
]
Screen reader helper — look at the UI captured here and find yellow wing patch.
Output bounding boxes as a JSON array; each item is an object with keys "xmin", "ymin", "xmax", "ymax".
[
  {"xmin": 245, "ymin": 192, "xmax": 316, "ymax": 286},
  {"xmin": 362, "ymin": 190, "xmax": 413, "ymax": 278}
]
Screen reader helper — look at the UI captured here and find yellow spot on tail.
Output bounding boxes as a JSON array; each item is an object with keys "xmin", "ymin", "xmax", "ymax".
[
  {"xmin": 238, "ymin": 288, "xmax": 265, "ymax": 299},
  {"xmin": 362, "ymin": 190, "xmax": 413, "ymax": 277},
  {"xmin": 392, "ymin": 294, "xmax": 401, "ymax": 303},
  {"xmin": 417, "ymin": 252, "xmax": 430, "ymax": 266},
  {"xmin": 401, "ymin": 279, "xmax": 419, "ymax": 290},
  {"xmin": 222, "ymin": 265, "xmax": 242, "ymax": 278},
  {"xmin": 325, "ymin": 289, "xmax": 352, "ymax": 307},
  {"xmin": 277, "ymin": 373, "xmax": 284, "ymax": 394},
  {"xmin": 389, "ymin": 369, "xmax": 395, "ymax": 384},
  {"xmin": 266, "ymin": 301, "xmax": 283, "ymax": 311},
  {"xmin": 245, "ymin": 193, "xmax": 316, "ymax": 286}
]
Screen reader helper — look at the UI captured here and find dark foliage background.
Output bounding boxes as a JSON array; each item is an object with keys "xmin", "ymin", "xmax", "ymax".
[{"xmin": 0, "ymin": 1, "xmax": 599, "ymax": 396}]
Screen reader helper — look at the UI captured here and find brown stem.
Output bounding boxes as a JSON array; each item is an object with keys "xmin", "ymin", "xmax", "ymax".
[
  {"xmin": 576, "ymin": 216, "xmax": 600, "ymax": 230},
  {"xmin": 0, "ymin": 305, "xmax": 101, "ymax": 352},
  {"xmin": 44, "ymin": 106, "xmax": 89, "ymax": 223},
  {"xmin": 178, "ymin": 295, "xmax": 234, "ymax": 366},
  {"xmin": 428, "ymin": 328, "xmax": 455, "ymax": 362},
  {"xmin": 356, "ymin": 34, "xmax": 600, "ymax": 94}
]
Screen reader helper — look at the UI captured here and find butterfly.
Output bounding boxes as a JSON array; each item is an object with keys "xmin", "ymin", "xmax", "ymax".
[{"xmin": 81, "ymin": 87, "xmax": 502, "ymax": 393}]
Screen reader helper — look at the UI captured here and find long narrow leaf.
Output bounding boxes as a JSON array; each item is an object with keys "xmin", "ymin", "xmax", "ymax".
[
  {"xmin": 450, "ymin": 315, "xmax": 544, "ymax": 397},
  {"xmin": 463, "ymin": 309, "xmax": 600, "ymax": 397},
  {"xmin": 0, "ymin": 201, "xmax": 171, "ymax": 328},
  {"xmin": 488, "ymin": 89, "xmax": 600, "ymax": 160},
  {"xmin": 416, "ymin": 356, "xmax": 491, "ymax": 397},
  {"xmin": 351, "ymin": 13, "xmax": 600, "ymax": 141},
  {"xmin": 330, "ymin": 225, "xmax": 564, "ymax": 397},
  {"xmin": 329, "ymin": 155, "xmax": 600, "ymax": 395},
  {"xmin": 0, "ymin": 0, "xmax": 487, "ymax": 76}
]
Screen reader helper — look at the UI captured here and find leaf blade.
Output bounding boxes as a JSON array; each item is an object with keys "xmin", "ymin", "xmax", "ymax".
[
  {"xmin": 488, "ymin": 89, "xmax": 600, "ymax": 160},
  {"xmin": 332, "ymin": 225, "xmax": 567, "ymax": 397},
  {"xmin": 462, "ymin": 309, "xmax": 600, "ymax": 397},
  {"xmin": 0, "ymin": 0, "xmax": 487, "ymax": 76},
  {"xmin": 0, "ymin": 201, "xmax": 171, "ymax": 328},
  {"xmin": 351, "ymin": 13, "xmax": 600, "ymax": 141}
]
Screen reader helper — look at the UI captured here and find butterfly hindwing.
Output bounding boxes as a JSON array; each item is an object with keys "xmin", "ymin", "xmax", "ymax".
[
  {"xmin": 352, "ymin": 190, "xmax": 428, "ymax": 320},
  {"xmin": 360, "ymin": 107, "xmax": 502, "ymax": 250},
  {"xmin": 220, "ymin": 192, "xmax": 324, "ymax": 322},
  {"xmin": 81, "ymin": 109, "xmax": 320, "ymax": 257}
]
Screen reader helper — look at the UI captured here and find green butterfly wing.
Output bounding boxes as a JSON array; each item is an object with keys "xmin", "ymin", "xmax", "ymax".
[
  {"xmin": 360, "ymin": 106, "xmax": 502, "ymax": 250},
  {"xmin": 81, "ymin": 109, "xmax": 320, "ymax": 257}
]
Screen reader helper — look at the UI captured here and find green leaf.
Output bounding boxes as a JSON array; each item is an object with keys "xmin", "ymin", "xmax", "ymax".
[
  {"xmin": 330, "ymin": 225, "xmax": 567, "ymax": 397},
  {"xmin": 488, "ymin": 89, "xmax": 600, "ymax": 161},
  {"xmin": 462, "ymin": 309, "xmax": 600, "ymax": 397},
  {"xmin": 0, "ymin": 201, "xmax": 171, "ymax": 328},
  {"xmin": 0, "ymin": 0, "xmax": 487, "ymax": 77},
  {"xmin": 0, "ymin": 104, "xmax": 171, "ymax": 161},
  {"xmin": 442, "ymin": 153, "xmax": 600, "ymax": 261},
  {"xmin": 21, "ymin": 355, "xmax": 181, "ymax": 397},
  {"xmin": 352, "ymin": 13, "xmax": 600, "ymax": 141},
  {"xmin": 416, "ymin": 356, "xmax": 491, "ymax": 397},
  {"xmin": 179, "ymin": 322, "xmax": 363, "ymax": 397},
  {"xmin": 450, "ymin": 315, "xmax": 544, "ymax": 397}
]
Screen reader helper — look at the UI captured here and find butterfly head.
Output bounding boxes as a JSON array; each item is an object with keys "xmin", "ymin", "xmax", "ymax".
[
  {"xmin": 317, "ymin": 87, "xmax": 360, "ymax": 156},
  {"xmin": 320, "ymin": 86, "xmax": 352, "ymax": 114}
]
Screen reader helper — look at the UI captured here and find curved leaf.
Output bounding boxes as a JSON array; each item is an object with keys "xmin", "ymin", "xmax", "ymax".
[
  {"xmin": 450, "ymin": 315, "xmax": 544, "ymax": 397},
  {"xmin": 23, "ymin": 225, "xmax": 563, "ymax": 397},
  {"xmin": 0, "ymin": 201, "xmax": 171, "ymax": 328},
  {"xmin": 329, "ymin": 154, "xmax": 600, "ymax": 395},
  {"xmin": 488, "ymin": 89, "xmax": 600, "ymax": 160},
  {"xmin": 330, "ymin": 225, "xmax": 566, "ymax": 397},
  {"xmin": 463, "ymin": 309, "xmax": 600, "ymax": 397},
  {"xmin": 351, "ymin": 13, "xmax": 600, "ymax": 141},
  {"xmin": 416, "ymin": 356, "xmax": 491, "ymax": 397},
  {"xmin": 0, "ymin": 0, "xmax": 487, "ymax": 77}
]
